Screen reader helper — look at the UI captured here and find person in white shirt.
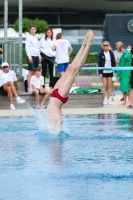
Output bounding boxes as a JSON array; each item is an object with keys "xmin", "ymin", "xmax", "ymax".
[
  {"xmin": 25, "ymin": 24, "xmax": 41, "ymax": 92},
  {"xmin": 113, "ymin": 41, "xmax": 123, "ymax": 66},
  {"xmin": 0, "ymin": 62, "xmax": 25, "ymax": 110},
  {"xmin": 39, "ymin": 28, "xmax": 56, "ymax": 90},
  {"xmin": 30, "ymin": 67, "xmax": 50, "ymax": 108},
  {"xmin": 52, "ymin": 33, "xmax": 73, "ymax": 77}
]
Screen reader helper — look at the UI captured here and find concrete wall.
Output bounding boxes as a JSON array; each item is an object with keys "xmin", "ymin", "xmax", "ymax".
[{"xmin": 0, "ymin": 93, "xmax": 103, "ymax": 109}]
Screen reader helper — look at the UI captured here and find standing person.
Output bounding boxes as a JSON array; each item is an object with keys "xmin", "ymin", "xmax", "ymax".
[
  {"xmin": 52, "ymin": 33, "xmax": 73, "ymax": 77},
  {"xmin": 108, "ymin": 44, "xmax": 116, "ymax": 100},
  {"xmin": 113, "ymin": 41, "xmax": 123, "ymax": 65},
  {"xmin": 39, "ymin": 28, "xmax": 56, "ymax": 90},
  {"xmin": 47, "ymin": 30, "xmax": 94, "ymax": 130},
  {"xmin": 30, "ymin": 67, "xmax": 50, "ymax": 108},
  {"xmin": 127, "ymin": 45, "xmax": 132, "ymax": 51},
  {"xmin": 0, "ymin": 62, "xmax": 25, "ymax": 110},
  {"xmin": 98, "ymin": 41, "xmax": 116, "ymax": 105},
  {"xmin": 25, "ymin": 24, "xmax": 41, "ymax": 93},
  {"xmin": 113, "ymin": 41, "xmax": 123, "ymax": 100},
  {"xmin": 128, "ymin": 47, "xmax": 133, "ymax": 109},
  {"xmin": 0, "ymin": 43, "xmax": 3, "ymax": 65},
  {"xmin": 117, "ymin": 44, "xmax": 132, "ymax": 105}
]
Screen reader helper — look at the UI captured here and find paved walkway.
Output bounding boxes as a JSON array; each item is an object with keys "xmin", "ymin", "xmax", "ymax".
[
  {"xmin": 63, "ymin": 94, "xmax": 133, "ymax": 115},
  {"xmin": 0, "ymin": 94, "xmax": 132, "ymax": 116}
]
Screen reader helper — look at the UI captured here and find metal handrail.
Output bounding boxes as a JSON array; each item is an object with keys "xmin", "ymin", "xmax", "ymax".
[{"xmin": 81, "ymin": 67, "xmax": 133, "ymax": 70}]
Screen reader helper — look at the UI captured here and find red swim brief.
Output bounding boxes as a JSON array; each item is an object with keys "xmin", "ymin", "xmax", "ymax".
[{"xmin": 51, "ymin": 88, "xmax": 69, "ymax": 104}]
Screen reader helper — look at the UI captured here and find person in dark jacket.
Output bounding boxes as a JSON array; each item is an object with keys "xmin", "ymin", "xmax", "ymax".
[{"xmin": 98, "ymin": 41, "xmax": 116, "ymax": 105}]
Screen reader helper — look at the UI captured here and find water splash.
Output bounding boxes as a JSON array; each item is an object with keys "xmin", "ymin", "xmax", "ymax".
[{"xmin": 28, "ymin": 107, "xmax": 70, "ymax": 137}]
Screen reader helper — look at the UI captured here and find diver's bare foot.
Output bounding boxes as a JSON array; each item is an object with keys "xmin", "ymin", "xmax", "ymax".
[
  {"xmin": 87, "ymin": 29, "xmax": 94, "ymax": 46},
  {"xmin": 83, "ymin": 32, "xmax": 88, "ymax": 46}
]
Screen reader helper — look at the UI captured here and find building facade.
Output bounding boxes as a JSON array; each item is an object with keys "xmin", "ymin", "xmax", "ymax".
[{"xmin": 0, "ymin": 0, "xmax": 133, "ymax": 51}]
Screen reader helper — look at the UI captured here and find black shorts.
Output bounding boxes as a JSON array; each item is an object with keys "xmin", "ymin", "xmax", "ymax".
[
  {"xmin": 103, "ymin": 73, "xmax": 113, "ymax": 78},
  {"xmin": 0, "ymin": 85, "xmax": 7, "ymax": 96},
  {"xmin": 28, "ymin": 56, "xmax": 39, "ymax": 71}
]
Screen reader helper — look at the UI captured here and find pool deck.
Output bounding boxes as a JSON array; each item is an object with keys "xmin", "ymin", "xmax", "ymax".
[{"xmin": 0, "ymin": 94, "xmax": 132, "ymax": 116}]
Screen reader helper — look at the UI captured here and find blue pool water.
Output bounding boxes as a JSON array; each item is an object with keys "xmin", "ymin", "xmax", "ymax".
[{"xmin": 0, "ymin": 113, "xmax": 133, "ymax": 200}]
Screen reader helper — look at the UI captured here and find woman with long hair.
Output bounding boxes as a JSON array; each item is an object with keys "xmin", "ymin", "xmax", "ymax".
[
  {"xmin": 39, "ymin": 28, "xmax": 56, "ymax": 90},
  {"xmin": 47, "ymin": 30, "xmax": 94, "ymax": 130}
]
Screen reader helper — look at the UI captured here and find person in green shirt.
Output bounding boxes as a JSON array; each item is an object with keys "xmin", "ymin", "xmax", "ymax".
[{"xmin": 117, "ymin": 44, "xmax": 132, "ymax": 105}]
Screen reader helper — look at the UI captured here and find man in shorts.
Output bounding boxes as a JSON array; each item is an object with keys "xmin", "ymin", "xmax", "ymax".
[
  {"xmin": 52, "ymin": 33, "xmax": 73, "ymax": 77},
  {"xmin": 30, "ymin": 67, "xmax": 50, "ymax": 108},
  {"xmin": 0, "ymin": 62, "xmax": 25, "ymax": 110},
  {"xmin": 25, "ymin": 24, "xmax": 41, "ymax": 92}
]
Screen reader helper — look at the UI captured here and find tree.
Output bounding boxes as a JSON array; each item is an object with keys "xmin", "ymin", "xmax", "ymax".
[{"xmin": 13, "ymin": 18, "xmax": 48, "ymax": 33}]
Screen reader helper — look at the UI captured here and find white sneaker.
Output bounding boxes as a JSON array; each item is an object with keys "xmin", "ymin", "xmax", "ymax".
[
  {"xmin": 16, "ymin": 96, "xmax": 25, "ymax": 104},
  {"xmin": 10, "ymin": 104, "xmax": 16, "ymax": 110},
  {"xmin": 107, "ymin": 100, "xmax": 112, "ymax": 105},
  {"xmin": 103, "ymin": 100, "xmax": 107, "ymax": 105}
]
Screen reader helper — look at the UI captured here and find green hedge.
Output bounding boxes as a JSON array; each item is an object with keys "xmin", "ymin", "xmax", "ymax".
[
  {"xmin": 70, "ymin": 53, "xmax": 98, "ymax": 63},
  {"xmin": 14, "ymin": 18, "xmax": 48, "ymax": 33}
]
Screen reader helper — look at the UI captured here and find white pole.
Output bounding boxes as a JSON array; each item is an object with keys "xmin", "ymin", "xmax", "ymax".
[
  {"xmin": 4, "ymin": 0, "xmax": 8, "ymax": 62},
  {"xmin": 18, "ymin": 0, "xmax": 23, "ymax": 77}
]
